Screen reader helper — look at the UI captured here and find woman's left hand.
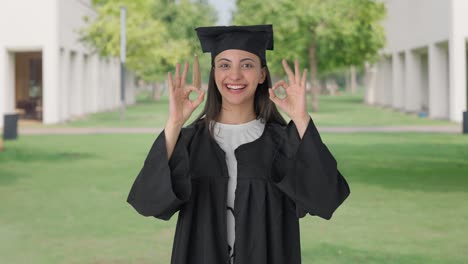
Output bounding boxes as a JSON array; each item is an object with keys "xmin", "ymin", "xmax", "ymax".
[{"xmin": 269, "ymin": 59, "xmax": 310, "ymax": 135}]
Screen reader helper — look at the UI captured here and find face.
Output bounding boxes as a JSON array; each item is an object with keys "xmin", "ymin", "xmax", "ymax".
[{"xmin": 213, "ymin": 49, "xmax": 266, "ymax": 109}]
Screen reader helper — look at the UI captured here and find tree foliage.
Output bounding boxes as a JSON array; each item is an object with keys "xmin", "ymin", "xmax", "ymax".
[
  {"xmin": 234, "ymin": 0, "xmax": 386, "ymax": 110},
  {"xmin": 234, "ymin": 0, "xmax": 386, "ymax": 76},
  {"xmin": 81, "ymin": 0, "xmax": 216, "ymax": 82}
]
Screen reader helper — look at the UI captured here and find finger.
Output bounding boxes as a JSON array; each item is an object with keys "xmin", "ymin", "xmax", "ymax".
[
  {"xmin": 269, "ymin": 88, "xmax": 282, "ymax": 106},
  {"xmin": 282, "ymin": 59, "xmax": 295, "ymax": 85},
  {"xmin": 192, "ymin": 54, "xmax": 201, "ymax": 89},
  {"xmin": 294, "ymin": 60, "xmax": 301, "ymax": 84},
  {"xmin": 175, "ymin": 63, "xmax": 181, "ymax": 88},
  {"xmin": 186, "ymin": 85, "xmax": 202, "ymax": 94},
  {"xmin": 268, "ymin": 87, "xmax": 276, "ymax": 99},
  {"xmin": 301, "ymin": 69, "xmax": 308, "ymax": 88},
  {"xmin": 272, "ymin": 80, "xmax": 289, "ymax": 91},
  {"xmin": 167, "ymin": 72, "xmax": 174, "ymax": 93},
  {"xmin": 181, "ymin": 62, "xmax": 189, "ymax": 87},
  {"xmin": 193, "ymin": 90, "xmax": 205, "ymax": 108}
]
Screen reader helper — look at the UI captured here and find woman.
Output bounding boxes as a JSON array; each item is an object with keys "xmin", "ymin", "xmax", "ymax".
[{"xmin": 127, "ymin": 25, "xmax": 350, "ymax": 264}]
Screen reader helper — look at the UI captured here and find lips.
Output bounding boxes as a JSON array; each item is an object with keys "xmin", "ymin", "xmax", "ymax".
[{"xmin": 225, "ymin": 84, "xmax": 247, "ymax": 91}]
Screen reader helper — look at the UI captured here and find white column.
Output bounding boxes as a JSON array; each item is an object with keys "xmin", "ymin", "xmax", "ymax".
[
  {"xmin": 449, "ymin": 0, "xmax": 468, "ymax": 122},
  {"xmin": 0, "ymin": 49, "xmax": 16, "ymax": 127},
  {"xmin": 59, "ymin": 48, "xmax": 69, "ymax": 122},
  {"xmin": 113, "ymin": 58, "xmax": 120, "ymax": 108},
  {"xmin": 383, "ymin": 57, "xmax": 393, "ymax": 107},
  {"xmin": 0, "ymin": 48, "xmax": 6, "ymax": 127},
  {"xmin": 420, "ymin": 52, "xmax": 429, "ymax": 113},
  {"xmin": 110, "ymin": 58, "xmax": 116, "ymax": 109},
  {"xmin": 82, "ymin": 54, "xmax": 90, "ymax": 114},
  {"xmin": 405, "ymin": 50, "xmax": 421, "ymax": 112},
  {"xmin": 42, "ymin": 0, "xmax": 60, "ymax": 125},
  {"xmin": 448, "ymin": 37, "xmax": 467, "ymax": 122},
  {"xmin": 69, "ymin": 51, "xmax": 77, "ymax": 117},
  {"xmin": 375, "ymin": 60, "xmax": 385, "ymax": 105},
  {"xmin": 112, "ymin": 59, "xmax": 118, "ymax": 109},
  {"xmin": 99, "ymin": 57, "xmax": 105, "ymax": 111},
  {"xmin": 75, "ymin": 53, "xmax": 84, "ymax": 116},
  {"xmin": 364, "ymin": 62, "xmax": 377, "ymax": 105},
  {"xmin": 392, "ymin": 52, "xmax": 405, "ymax": 109},
  {"xmin": 43, "ymin": 45, "xmax": 60, "ymax": 124},
  {"xmin": 102, "ymin": 58, "xmax": 108, "ymax": 110},
  {"xmin": 106, "ymin": 59, "xmax": 113, "ymax": 110},
  {"xmin": 126, "ymin": 70, "xmax": 135, "ymax": 105},
  {"xmin": 429, "ymin": 43, "xmax": 450, "ymax": 119},
  {"xmin": 98, "ymin": 57, "xmax": 106, "ymax": 111},
  {"xmin": 112, "ymin": 59, "xmax": 119, "ymax": 108},
  {"xmin": 90, "ymin": 54, "xmax": 99, "ymax": 113}
]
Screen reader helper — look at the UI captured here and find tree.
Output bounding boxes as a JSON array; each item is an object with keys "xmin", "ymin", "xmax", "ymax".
[
  {"xmin": 234, "ymin": 0, "xmax": 386, "ymax": 111},
  {"xmin": 151, "ymin": 0, "xmax": 216, "ymax": 83},
  {"xmin": 81, "ymin": 0, "xmax": 216, "ymax": 95}
]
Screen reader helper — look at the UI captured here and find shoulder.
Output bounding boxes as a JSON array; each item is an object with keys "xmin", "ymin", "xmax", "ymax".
[
  {"xmin": 265, "ymin": 120, "xmax": 298, "ymax": 141},
  {"xmin": 265, "ymin": 120, "xmax": 301, "ymax": 157},
  {"xmin": 179, "ymin": 119, "xmax": 207, "ymax": 142}
]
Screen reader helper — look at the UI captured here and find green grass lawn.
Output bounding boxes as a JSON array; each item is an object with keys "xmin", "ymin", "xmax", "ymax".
[
  {"xmin": 25, "ymin": 90, "xmax": 457, "ymax": 128},
  {"xmin": 1, "ymin": 132, "xmax": 467, "ymax": 263}
]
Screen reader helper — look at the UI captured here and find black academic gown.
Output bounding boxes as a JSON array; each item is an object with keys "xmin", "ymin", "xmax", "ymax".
[{"xmin": 127, "ymin": 118, "xmax": 350, "ymax": 264}]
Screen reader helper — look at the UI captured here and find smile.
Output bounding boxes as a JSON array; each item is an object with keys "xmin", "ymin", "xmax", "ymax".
[{"xmin": 226, "ymin": 84, "xmax": 247, "ymax": 91}]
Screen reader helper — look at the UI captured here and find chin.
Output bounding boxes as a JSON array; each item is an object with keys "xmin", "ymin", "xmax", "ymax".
[{"xmin": 222, "ymin": 96, "xmax": 254, "ymax": 108}]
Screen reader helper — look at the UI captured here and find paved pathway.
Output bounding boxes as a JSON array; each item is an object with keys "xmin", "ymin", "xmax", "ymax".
[{"xmin": 18, "ymin": 125, "xmax": 462, "ymax": 135}]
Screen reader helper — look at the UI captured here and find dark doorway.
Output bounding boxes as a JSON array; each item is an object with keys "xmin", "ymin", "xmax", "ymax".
[{"xmin": 15, "ymin": 52, "xmax": 43, "ymax": 121}]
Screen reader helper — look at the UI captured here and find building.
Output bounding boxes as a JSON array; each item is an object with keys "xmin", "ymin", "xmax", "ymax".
[
  {"xmin": 0, "ymin": 0, "xmax": 136, "ymax": 127},
  {"xmin": 366, "ymin": 0, "xmax": 468, "ymax": 123}
]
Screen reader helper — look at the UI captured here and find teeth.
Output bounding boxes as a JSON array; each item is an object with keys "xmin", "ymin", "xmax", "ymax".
[{"xmin": 226, "ymin": 84, "xmax": 246, "ymax": 90}]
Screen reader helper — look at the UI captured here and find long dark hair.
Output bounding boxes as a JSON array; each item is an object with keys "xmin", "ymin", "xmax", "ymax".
[{"xmin": 192, "ymin": 66, "xmax": 287, "ymax": 132}]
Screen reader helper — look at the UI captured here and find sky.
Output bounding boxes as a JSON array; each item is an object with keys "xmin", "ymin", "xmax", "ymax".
[{"xmin": 207, "ymin": 0, "xmax": 236, "ymax": 25}]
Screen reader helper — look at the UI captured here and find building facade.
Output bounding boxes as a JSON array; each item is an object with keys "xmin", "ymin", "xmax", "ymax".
[
  {"xmin": 366, "ymin": 0, "xmax": 468, "ymax": 122},
  {"xmin": 0, "ymin": 0, "xmax": 135, "ymax": 126}
]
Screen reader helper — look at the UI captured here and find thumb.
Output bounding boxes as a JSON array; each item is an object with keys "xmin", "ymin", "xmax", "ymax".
[
  {"xmin": 269, "ymin": 88, "xmax": 281, "ymax": 106},
  {"xmin": 192, "ymin": 90, "xmax": 205, "ymax": 109}
]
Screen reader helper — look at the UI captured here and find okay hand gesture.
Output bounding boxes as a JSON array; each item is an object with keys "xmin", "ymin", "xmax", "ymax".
[
  {"xmin": 167, "ymin": 55, "xmax": 205, "ymax": 127},
  {"xmin": 269, "ymin": 59, "xmax": 310, "ymax": 124}
]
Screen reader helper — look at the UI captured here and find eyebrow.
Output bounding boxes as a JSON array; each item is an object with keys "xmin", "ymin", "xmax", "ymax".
[{"xmin": 216, "ymin": 58, "xmax": 257, "ymax": 63}]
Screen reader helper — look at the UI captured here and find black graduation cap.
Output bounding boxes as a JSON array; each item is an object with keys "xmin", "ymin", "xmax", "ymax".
[{"xmin": 195, "ymin": 25, "xmax": 274, "ymax": 66}]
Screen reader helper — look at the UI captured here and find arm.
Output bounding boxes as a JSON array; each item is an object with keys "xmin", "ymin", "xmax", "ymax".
[
  {"xmin": 127, "ymin": 57, "xmax": 204, "ymax": 219},
  {"xmin": 127, "ymin": 129, "xmax": 192, "ymax": 220},
  {"xmin": 272, "ymin": 118, "xmax": 350, "ymax": 219},
  {"xmin": 166, "ymin": 56, "xmax": 204, "ymax": 160},
  {"xmin": 269, "ymin": 59, "xmax": 309, "ymax": 139},
  {"xmin": 165, "ymin": 121, "xmax": 183, "ymax": 160}
]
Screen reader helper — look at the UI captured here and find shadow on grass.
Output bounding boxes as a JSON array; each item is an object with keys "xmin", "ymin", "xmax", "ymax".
[
  {"xmin": 0, "ymin": 147, "xmax": 96, "ymax": 163},
  {"xmin": 305, "ymin": 98, "xmax": 368, "ymax": 115},
  {"xmin": 0, "ymin": 168, "xmax": 26, "ymax": 185},
  {"xmin": 0, "ymin": 145, "xmax": 96, "ymax": 185},
  {"xmin": 334, "ymin": 142, "xmax": 468, "ymax": 193},
  {"xmin": 302, "ymin": 243, "xmax": 459, "ymax": 264}
]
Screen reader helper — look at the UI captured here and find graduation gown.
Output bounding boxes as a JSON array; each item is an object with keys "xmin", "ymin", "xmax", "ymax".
[{"xmin": 127, "ymin": 118, "xmax": 350, "ymax": 264}]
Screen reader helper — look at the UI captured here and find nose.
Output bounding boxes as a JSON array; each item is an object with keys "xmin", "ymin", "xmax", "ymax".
[{"xmin": 228, "ymin": 66, "xmax": 242, "ymax": 81}]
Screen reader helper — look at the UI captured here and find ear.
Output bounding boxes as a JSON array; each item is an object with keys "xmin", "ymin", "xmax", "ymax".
[{"xmin": 259, "ymin": 67, "xmax": 267, "ymax": 84}]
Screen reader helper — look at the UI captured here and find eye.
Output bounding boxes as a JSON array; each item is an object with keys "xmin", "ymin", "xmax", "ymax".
[
  {"xmin": 241, "ymin": 63, "xmax": 255, "ymax": 69},
  {"xmin": 217, "ymin": 63, "xmax": 230, "ymax": 69}
]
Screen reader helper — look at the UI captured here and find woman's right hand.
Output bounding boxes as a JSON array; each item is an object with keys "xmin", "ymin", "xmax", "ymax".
[{"xmin": 167, "ymin": 55, "xmax": 205, "ymax": 127}]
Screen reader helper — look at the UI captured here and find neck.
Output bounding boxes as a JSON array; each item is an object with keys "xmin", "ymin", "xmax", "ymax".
[{"xmin": 218, "ymin": 102, "xmax": 256, "ymax": 124}]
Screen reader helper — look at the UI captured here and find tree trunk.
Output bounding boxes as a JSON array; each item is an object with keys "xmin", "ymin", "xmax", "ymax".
[
  {"xmin": 152, "ymin": 83, "xmax": 161, "ymax": 101},
  {"xmin": 350, "ymin": 65, "xmax": 357, "ymax": 94},
  {"xmin": 309, "ymin": 42, "xmax": 319, "ymax": 112},
  {"xmin": 326, "ymin": 78, "xmax": 338, "ymax": 96},
  {"xmin": 346, "ymin": 69, "xmax": 351, "ymax": 93}
]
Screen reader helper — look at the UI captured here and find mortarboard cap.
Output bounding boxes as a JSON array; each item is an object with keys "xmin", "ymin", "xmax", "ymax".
[{"xmin": 195, "ymin": 25, "xmax": 274, "ymax": 66}]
